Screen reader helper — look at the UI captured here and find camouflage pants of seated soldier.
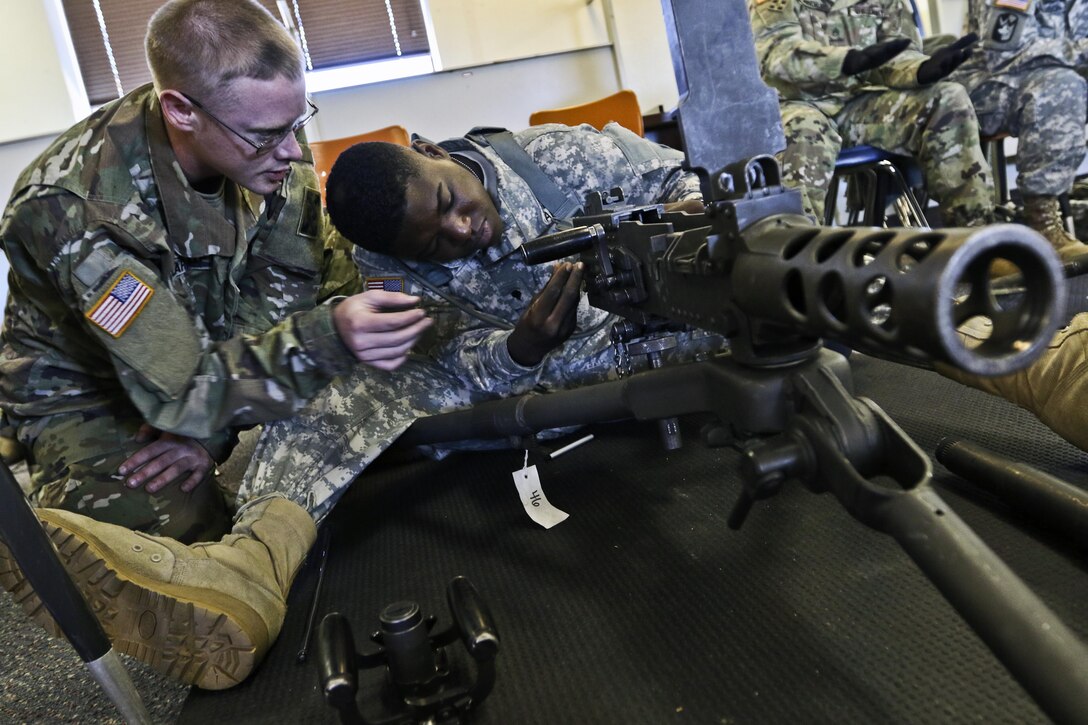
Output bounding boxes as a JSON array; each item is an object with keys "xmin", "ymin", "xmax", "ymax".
[
  {"xmin": 17, "ymin": 406, "xmax": 232, "ymax": 544},
  {"xmin": 779, "ymin": 82, "xmax": 993, "ymax": 225},
  {"xmin": 961, "ymin": 66, "xmax": 1086, "ymax": 200}
]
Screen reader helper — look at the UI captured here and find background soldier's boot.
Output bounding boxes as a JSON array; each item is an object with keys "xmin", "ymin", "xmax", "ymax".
[
  {"xmin": 936, "ymin": 312, "xmax": 1088, "ymax": 452},
  {"xmin": 1022, "ymin": 194, "xmax": 1088, "ymax": 263},
  {"xmin": 986, "ymin": 195, "xmax": 1088, "ymax": 277},
  {"xmin": 0, "ymin": 494, "xmax": 315, "ymax": 690}
]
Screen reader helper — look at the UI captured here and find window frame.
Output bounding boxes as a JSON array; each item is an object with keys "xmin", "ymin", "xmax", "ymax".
[{"xmin": 49, "ymin": 0, "xmax": 439, "ymax": 108}]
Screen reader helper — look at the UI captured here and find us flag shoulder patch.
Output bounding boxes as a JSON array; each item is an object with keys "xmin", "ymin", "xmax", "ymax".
[
  {"xmin": 86, "ymin": 271, "xmax": 154, "ymax": 338},
  {"xmin": 365, "ymin": 276, "xmax": 405, "ymax": 292},
  {"xmin": 995, "ymin": 0, "xmax": 1030, "ymax": 10}
]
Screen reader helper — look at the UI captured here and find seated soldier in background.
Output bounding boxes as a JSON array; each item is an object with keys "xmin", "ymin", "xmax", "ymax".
[
  {"xmin": 748, "ymin": 0, "xmax": 992, "ymax": 227},
  {"xmin": 950, "ymin": 0, "xmax": 1088, "ymax": 261},
  {"xmin": 236, "ymin": 122, "xmax": 722, "ymax": 520}
]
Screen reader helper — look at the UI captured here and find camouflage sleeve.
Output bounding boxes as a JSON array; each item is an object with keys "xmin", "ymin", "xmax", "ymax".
[
  {"xmin": 748, "ymin": 0, "xmax": 854, "ymax": 94},
  {"xmin": 6, "ymin": 195, "xmax": 355, "ymax": 440},
  {"xmin": 318, "ymin": 219, "xmax": 363, "ymax": 301},
  {"xmin": 599, "ymin": 123, "xmax": 702, "ymax": 203},
  {"xmin": 350, "ymin": 245, "xmax": 545, "ymax": 397},
  {"xmin": 868, "ymin": 0, "xmax": 928, "ymax": 88},
  {"xmin": 434, "ymin": 326, "xmax": 545, "ymax": 397},
  {"xmin": 1073, "ymin": 0, "xmax": 1088, "ymax": 65}
]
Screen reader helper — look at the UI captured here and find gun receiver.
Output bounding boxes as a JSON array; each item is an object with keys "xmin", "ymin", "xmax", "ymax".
[{"xmin": 522, "ymin": 156, "xmax": 1064, "ymax": 378}]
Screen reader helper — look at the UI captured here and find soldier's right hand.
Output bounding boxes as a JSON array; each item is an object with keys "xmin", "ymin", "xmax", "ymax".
[
  {"xmin": 507, "ymin": 262, "xmax": 585, "ymax": 367},
  {"xmin": 333, "ymin": 291, "xmax": 432, "ymax": 371},
  {"xmin": 841, "ymin": 38, "xmax": 911, "ymax": 76}
]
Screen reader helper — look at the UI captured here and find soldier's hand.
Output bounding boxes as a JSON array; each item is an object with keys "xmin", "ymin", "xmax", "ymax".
[
  {"xmin": 507, "ymin": 262, "xmax": 585, "ymax": 367},
  {"xmin": 917, "ymin": 32, "xmax": 978, "ymax": 84},
  {"xmin": 333, "ymin": 290, "xmax": 432, "ymax": 371},
  {"xmin": 664, "ymin": 199, "xmax": 705, "ymax": 214},
  {"xmin": 119, "ymin": 424, "xmax": 214, "ymax": 493},
  {"xmin": 841, "ymin": 38, "xmax": 911, "ymax": 76}
]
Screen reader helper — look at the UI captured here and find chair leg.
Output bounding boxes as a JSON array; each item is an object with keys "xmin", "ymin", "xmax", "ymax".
[
  {"xmin": 874, "ymin": 160, "xmax": 927, "ymax": 227},
  {"xmin": 1060, "ymin": 193, "xmax": 1076, "ymax": 236}
]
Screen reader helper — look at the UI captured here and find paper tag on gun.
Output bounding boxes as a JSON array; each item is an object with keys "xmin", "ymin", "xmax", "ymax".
[{"xmin": 512, "ymin": 464, "xmax": 569, "ymax": 529}]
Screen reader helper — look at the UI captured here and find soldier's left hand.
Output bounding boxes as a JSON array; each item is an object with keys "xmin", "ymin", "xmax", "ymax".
[
  {"xmin": 507, "ymin": 262, "xmax": 585, "ymax": 367},
  {"xmin": 118, "ymin": 424, "xmax": 215, "ymax": 493},
  {"xmin": 917, "ymin": 33, "xmax": 978, "ymax": 84}
]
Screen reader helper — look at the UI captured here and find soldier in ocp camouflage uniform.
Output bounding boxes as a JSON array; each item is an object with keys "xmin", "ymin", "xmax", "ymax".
[
  {"xmin": 749, "ymin": 0, "xmax": 993, "ymax": 226},
  {"xmin": 0, "ymin": 0, "xmax": 434, "ymax": 691},
  {"xmin": 952, "ymin": 0, "xmax": 1088, "ymax": 259},
  {"xmin": 0, "ymin": 85, "xmax": 350, "ymax": 543},
  {"xmin": 238, "ymin": 123, "xmax": 722, "ymax": 520},
  {"xmin": 0, "ymin": 0, "xmax": 430, "ymax": 544}
]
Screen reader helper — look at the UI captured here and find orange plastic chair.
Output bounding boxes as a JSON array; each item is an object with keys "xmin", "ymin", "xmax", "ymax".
[
  {"xmin": 529, "ymin": 90, "xmax": 645, "ymax": 137},
  {"xmin": 310, "ymin": 124, "xmax": 411, "ymax": 202}
]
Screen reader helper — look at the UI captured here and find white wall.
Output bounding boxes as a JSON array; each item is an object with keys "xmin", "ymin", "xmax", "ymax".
[{"xmin": 307, "ymin": 47, "xmax": 619, "ymax": 144}]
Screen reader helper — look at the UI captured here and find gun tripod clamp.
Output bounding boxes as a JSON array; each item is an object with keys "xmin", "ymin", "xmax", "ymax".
[{"xmin": 317, "ymin": 576, "xmax": 500, "ymax": 725}]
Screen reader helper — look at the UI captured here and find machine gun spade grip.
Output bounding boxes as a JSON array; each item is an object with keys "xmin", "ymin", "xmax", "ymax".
[
  {"xmin": 448, "ymin": 576, "xmax": 500, "ymax": 705},
  {"xmin": 317, "ymin": 613, "xmax": 360, "ymax": 715},
  {"xmin": 447, "ymin": 576, "xmax": 499, "ymax": 660},
  {"xmin": 521, "ymin": 224, "xmax": 606, "ymax": 266}
]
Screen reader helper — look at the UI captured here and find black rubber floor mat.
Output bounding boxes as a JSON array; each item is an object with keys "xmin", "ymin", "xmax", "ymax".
[{"xmin": 180, "ymin": 354, "xmax": 1088, "ymax": 724}]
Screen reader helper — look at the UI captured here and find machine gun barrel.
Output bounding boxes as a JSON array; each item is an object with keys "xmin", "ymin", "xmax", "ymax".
[{"xmin": 524, "ymin": 213, "xmax": 1065, "ymax": 378}]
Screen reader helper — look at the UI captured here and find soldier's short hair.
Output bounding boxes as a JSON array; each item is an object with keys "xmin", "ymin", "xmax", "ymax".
[
  {"xmin": 146, "ymin": 0, "xmax": 303, "ymax": 102},
  {"xmin": 326, "ymin": 142, "xmax": 420, "ymax": 255}
]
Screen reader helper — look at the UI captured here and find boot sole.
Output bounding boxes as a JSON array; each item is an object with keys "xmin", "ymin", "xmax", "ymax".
[{"xmin": 0, "ymin": 520, "xmax": 259, "ymax": 691}]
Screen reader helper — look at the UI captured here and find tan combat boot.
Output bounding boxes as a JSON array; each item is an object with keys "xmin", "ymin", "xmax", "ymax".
[
  {"xmin": 0, "ymin": 494, "xmax": 315, "ymax": 690},
  {"xmin": 1022, "ymin": 195, "xmax": 1088, "ymax": 263},
  {"xmin": 987, "ymin": 196, "xmax": 1088, "ymax": 278},
  {"xmin": 937, "ymin": 312, "xmax": 1088, "ymax": 452}
]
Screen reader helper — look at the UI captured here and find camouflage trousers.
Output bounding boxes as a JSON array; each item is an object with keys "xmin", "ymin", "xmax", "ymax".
[
  {"xmin": 15, "ymin": 404, "xmax": 232, "ymax": 544},
  {"xmin": 237, "ymin": 356, "xmax": 487, "ymax": 523},
  {"xmin": 239, "ymin": 328, "xmax": 726, "ymax": 522},
  {"xmin": 967, "ymin": 66, "xmax": 1087, "ymax": 198},
  {"xmin": 778, "ymin": 82, "xmax": 993, "ymax": 225}
]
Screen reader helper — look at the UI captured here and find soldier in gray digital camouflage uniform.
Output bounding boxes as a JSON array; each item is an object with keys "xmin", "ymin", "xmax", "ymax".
[
  {"xmin": 237, "ymin": 123, "xmax": 720, "ymax": 521},
  {"xmin": 952, "ymin": 0, "xmax": 1088, "ymax": 260},
  {"xmin": 0, "ymin": 0, "xmax": 431, "ymax": 691},
  {"xmin": 748, "ymin": 0, "xmax": 993, "ymax": 227}
]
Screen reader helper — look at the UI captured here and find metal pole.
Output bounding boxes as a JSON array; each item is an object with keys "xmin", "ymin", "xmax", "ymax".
[{"xmin": 0, "ymin": 461, "xmax": 152, "ymax": 725}]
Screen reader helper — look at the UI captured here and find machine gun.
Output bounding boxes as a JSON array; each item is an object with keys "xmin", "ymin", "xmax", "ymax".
[{"xmin": 400, "ymin": 0, "xmax": 1088, "ymax": 721}]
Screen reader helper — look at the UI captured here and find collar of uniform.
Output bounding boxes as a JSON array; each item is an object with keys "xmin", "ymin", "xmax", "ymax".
[
  {"xmin": 442, "ymin": 143, "xmax": 512, "ymax": 266},
  {"xmin": 147, "ymin": 94, "xmax": 238, "ymax": 259}
]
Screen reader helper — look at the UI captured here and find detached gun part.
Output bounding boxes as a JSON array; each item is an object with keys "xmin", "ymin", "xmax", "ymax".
[
  {"xmin": 935, "ymin": 437, "xmax": 1088, "ymax": 551},
  {"xmin": 316, "ymin": 577, "xmax": 499, "ymax": 724}
]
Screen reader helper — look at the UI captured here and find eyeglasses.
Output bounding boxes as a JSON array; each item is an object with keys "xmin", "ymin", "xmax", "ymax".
[{"xmin": 179, "ymin": 92, "xmax": 319, "ymax": 153}]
